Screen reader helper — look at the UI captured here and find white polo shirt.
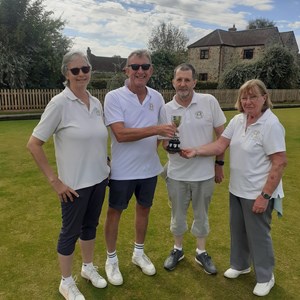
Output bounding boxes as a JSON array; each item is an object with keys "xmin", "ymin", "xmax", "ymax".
[
  {"xmin": 165, "ymin": 92, "xmax": 226, "ymax": 181},
  {"xmin": 32, "ymin": 87, "xmax": 110, "ymax": 190},
  {"xmin": 104, "ymin": 83, "xmax": 165, "ymax": 180},
  {"xmin": 222, "ymin": 109, "xmax": 286, "ymax": 199}
]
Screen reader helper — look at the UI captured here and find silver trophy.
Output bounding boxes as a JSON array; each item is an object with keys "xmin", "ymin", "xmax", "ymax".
[{"xmin": 166, "ymin": 115, "xmax": 182, "ymax": 152}]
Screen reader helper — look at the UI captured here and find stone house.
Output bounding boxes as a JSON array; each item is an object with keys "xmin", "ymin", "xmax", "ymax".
[{"xmin": 188, "ymin": 25, "xmax": 299, "ymax": 83}]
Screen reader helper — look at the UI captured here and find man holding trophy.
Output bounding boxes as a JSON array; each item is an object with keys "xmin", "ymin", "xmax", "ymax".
[{"xmin": 163, "ymin": 63, "xmax": 226, "ymax": 275}]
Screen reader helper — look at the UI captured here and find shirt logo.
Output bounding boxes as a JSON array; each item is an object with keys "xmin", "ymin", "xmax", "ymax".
[
  {"xmin": 195, "ymin": 111, "xmax": 203, "ymax": 119},
  {"xmin": 251, "ymin": 130, "xmax": 261, "ymax": 142},
  {"xmin": 96, "ymin": 109, "xmax": 101, "ymax": 116},
  {"xmin": 149, "ymin": 103, "xmax": 154, "ymax": 111}
]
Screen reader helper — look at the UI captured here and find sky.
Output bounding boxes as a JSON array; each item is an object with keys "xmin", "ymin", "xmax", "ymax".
[{"xmin": 41, "ymin": 0, "xmax": 300, "ymax": 58}]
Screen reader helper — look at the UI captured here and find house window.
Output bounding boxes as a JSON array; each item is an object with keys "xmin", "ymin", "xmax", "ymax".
[
  {"xmin": 243, "ymin": 49, "xmax": 254, "ymax": 59},
  {"xmin": 199, "ymin": 73, "xmax": 208, "ymax": 81},
  {"xmin": 200, "ymin": 49, "xmax": 209, "ymax": 59}
]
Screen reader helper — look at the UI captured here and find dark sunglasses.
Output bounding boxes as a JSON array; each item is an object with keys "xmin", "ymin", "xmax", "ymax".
[
  {"xmin": 68, "ymin": 66, "xmax": 91, "ymax": 75},
  {"xmin": 128, "ymin": 64, "xmax": 151, "ymax": 71}
]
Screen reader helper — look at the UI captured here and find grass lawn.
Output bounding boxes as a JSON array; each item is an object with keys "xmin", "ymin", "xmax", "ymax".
[{"xmin": 0, "ymin": 108, "xmax": 299, "ymax": 300}]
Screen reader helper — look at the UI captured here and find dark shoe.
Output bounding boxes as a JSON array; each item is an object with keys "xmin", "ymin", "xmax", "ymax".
[
  {"xmin": 195, "ymin": 252, "xmax": 217, "ymax": 275},
  {"xmin": 164, "ymin": 249, "xmax": 184, "ymax": 271}
]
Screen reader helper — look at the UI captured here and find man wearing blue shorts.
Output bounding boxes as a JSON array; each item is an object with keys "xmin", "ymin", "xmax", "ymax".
[{"xmin": 103, "ymin": 49, "xmax": 176, "ymax": 285}]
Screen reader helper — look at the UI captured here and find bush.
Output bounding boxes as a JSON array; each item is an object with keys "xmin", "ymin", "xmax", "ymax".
[{"xmin": 195, "ymin": 81, "xmax": 218, "ymax": 90}]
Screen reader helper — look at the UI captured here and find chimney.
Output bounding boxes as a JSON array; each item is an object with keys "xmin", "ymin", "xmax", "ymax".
[{"xmin": 228, "ymin": 24, "xmax": 237, "ymax": 32}]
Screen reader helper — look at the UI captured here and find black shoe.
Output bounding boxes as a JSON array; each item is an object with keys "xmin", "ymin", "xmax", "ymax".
[
  {"xmin": 164, "ymin": 249, "xmax": 184, "ymax": 271},
  {"xmin": 195, "ymin": 252, "xmax": 217, "ymax": 275}
]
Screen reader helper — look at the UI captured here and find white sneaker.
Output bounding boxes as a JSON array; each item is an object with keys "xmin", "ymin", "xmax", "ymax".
[
  {"xmin": 105, "ymin": 260, "xmax": 123, "ymax": 285},
  {"xmin": 132, "ymin": 253, "xmax": 156, "ymax": 276},
  {"xmin": 81, "ymin": 264, "xmax": 107, "ymax": 288},
  {"xmin": 59, "ymin": 277, "xmax": 85, "ymax": 300},
  {"xmin": 224, "ymin": 267, "xmax": 251, "ymax": 279},
  {"xmin": 253, "ymin": 274, "xmax": 275, "ymax": 297}
]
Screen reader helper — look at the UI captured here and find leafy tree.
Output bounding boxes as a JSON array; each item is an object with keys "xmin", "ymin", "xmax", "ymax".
[
  {"xmin": 218, "ymin": 63, "xmax": 259, "ymax": 89},
  {"xmin": 247, "ymin": 18, "xmax": 276, "ymax": 29},
  {"xmin": 148, "ymin": 22, "xmax": 189, "ymax": 53},
  {"xmin": 148, "ymin": 51, "xmax": 178, "ymax": 90},
  {"xmin": 258, "ymin": 46, "xmax": 299, "ymax": 88},
  {"xmin": 0, "ymin": 0, "xmax": 72, "ymax": 88},
  {"xmin": 147, "ymin": 22, "xmax": 189, "ymax": 90}
]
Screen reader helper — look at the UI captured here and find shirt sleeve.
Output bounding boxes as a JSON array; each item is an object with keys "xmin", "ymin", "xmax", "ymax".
[
  {"xmin": 158, "ymin": 103, "xmax": 168, "ymax": 125},
  {"xmin": 104, "ymin": 91, "xmax": 124, "ymax": 126},
  {"xmin": 263, "ymin": 121, "xmax": 286, "ymax": 155},
  {"xmin": 221, "ymin": 115, "xmax": 237, "ymax": 140},
  {"xmin": 32, "ymin": 100, "xmax": 62, "ymax": 142},
  {"xmin": 207, "ymin": 95, "xmax": 226, "ymax": 128}
]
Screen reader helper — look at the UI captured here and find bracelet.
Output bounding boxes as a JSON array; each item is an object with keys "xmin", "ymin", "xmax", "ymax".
[{"xmin": 215, "ymin": 160, "xmax": 224, "ymax": 166}]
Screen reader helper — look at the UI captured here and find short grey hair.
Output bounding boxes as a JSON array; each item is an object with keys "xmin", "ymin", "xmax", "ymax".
[
  {"xmin": 126, "ymin": 49, "xmax": 152, "ymax": 66},
  {"xmin": 173, "ymin": 63, "xmax": 197, "ymax": 80},
  {"xmin": 61, "ymin": 50, "xmax": 92, "ymax": 86}
]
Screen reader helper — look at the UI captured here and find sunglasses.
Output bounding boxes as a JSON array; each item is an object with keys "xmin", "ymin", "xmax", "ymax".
[
  {"xmin": 128, "ymin": 64, "xmax": 151, "ymax": 71},
  {"xmin": 68, "ymin": 66, "xmax": 91, "ymax": 75}
]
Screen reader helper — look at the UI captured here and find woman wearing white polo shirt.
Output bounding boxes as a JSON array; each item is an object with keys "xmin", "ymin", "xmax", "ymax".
[
  {"xmin": 181, "ymin": 79, "xmax": 287, "ymax": 297},
  {"xmin": 27, "ymin": 51, "xmax": 110, "ymax": 300}
]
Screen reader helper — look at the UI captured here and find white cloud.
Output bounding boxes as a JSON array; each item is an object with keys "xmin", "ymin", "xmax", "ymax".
[{"xmin": 40, "ymin": 0, "xmax": 299, "ymax": 56}]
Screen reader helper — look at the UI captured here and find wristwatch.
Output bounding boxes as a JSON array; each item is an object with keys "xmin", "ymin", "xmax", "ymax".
[
  {"xmin": 215, "ymin": 160, "xmax": 224, "ymax": 166},
  {"xmin": 261, "ymin": 191, "xmax": 272, "ymax": 200}
]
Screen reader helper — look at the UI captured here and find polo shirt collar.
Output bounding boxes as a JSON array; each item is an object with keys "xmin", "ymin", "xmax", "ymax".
[
  {"xmin": 242, "ymin": 108, "xmax": 272, "ymax": 124},
  {"xmin": 124, "ymin": 79, "xmax": 151, "ymax": 104},
  {"xmin": 63, "ymin": 86, "xmax": 93, "ymax": 102},
  {"xmin": 171, "ymin": 91, "xmax": 197, "ymax": 110}
]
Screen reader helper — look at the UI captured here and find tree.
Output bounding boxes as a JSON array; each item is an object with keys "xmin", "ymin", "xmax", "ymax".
[
  {"xmin": 149, "ymin": 51, "xmax": 178, "ymax": 90},
  {"xmin": 247, "ymin": 18, "xmax": 276, "ymax": 29},
  {"xmin": 147, "ymin": 22, "xmax": 189, "ymax": 89},
  {"xmin": 218, "ymin": 63, "xmax": 258, "ymax": 89},
  {"xmin": 258, "ymin": 46, "xmax": 300, "ymax": 88},
  {"xmin": 0, "ymin": 0, "xmax": 72, "ymax": 88},
  {"xmin": 148, "ymin": 22, "xmax": 189, "ymax": 53}
]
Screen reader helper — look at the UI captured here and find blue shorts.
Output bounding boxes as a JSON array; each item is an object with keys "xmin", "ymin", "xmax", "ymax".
[{"xmin": 108, "ymin": 176, "xmax": 158, "ymax": 210}]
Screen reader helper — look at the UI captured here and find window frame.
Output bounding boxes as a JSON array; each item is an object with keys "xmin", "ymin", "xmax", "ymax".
[
  {"xmin": 200, "ymin": 49, "xmax": 209, "ymax": 59},
  {"xmin": 243, "ymin": 48, "xmax": 254, "ymax": 59},
  {"xmin": 199, "ymin": 73, "xmax": 208, "ymax": 81}
]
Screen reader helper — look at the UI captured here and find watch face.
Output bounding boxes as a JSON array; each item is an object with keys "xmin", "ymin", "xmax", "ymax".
[{"xmin": 261, "ymin": 192, "xmax": 271, "ymax": 199}]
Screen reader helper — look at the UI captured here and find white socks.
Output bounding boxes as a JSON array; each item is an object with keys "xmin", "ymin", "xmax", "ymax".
[{"xmin": 134, "ymin": 242, "xmax": 144, "ymax": 256}]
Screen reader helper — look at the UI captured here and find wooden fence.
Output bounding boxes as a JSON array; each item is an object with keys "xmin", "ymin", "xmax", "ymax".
[{"xmin": 1, "ymin": 88, "xmax": 300, "ymax": 112}]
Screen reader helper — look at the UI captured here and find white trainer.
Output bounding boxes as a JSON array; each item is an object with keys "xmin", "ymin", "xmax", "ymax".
[
  {"xmin": 81, "ymin": 264, "xmax": 107, "ymax": 288},
  {"xmin": 253, "ymin": 274, "xmax": 275, "ymax": 297},
  {"xmin": 132, "ymin": 253, "xmax": 156, "ymax": 276},
  {"xmin": 59, "ymin": 277, "xmax": 85, "ymax": 300},
  {"xmin": 105, "ymin": 260, "xmax": 123, "ymax": 285},
  {"xmin": 224, "ymin": 267, "xmax": 251, "ymax": 279}
]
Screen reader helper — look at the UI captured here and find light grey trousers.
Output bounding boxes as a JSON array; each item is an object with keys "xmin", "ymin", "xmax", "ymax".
[{"xmin": 229, "ymin": 193, "xmax": 274, "ymax": 283}]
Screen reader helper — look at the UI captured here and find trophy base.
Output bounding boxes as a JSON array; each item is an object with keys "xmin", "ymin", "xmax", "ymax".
[{"xmin": 166, "ymin": 146, "xmax": 181, "ymax": 153}]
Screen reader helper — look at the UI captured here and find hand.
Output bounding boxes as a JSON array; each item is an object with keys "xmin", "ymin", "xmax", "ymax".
[
  {"xmin": 214, "ymin": 165, "xmax": 224, "ymax": 184},
  {"xmin": 252, "ymin": 195, "xmax": 269, "ymax": 214},
  {"xmin": 157, "ymin": 124, "xmax": 177, "ymax": 138},
  {"xmin": 50, "ymin": 178, "xmax": 79, "ymax": 202},
  {"xmin": 180, "ymin": 148, "xmax": 197, "ymax": 159}
]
